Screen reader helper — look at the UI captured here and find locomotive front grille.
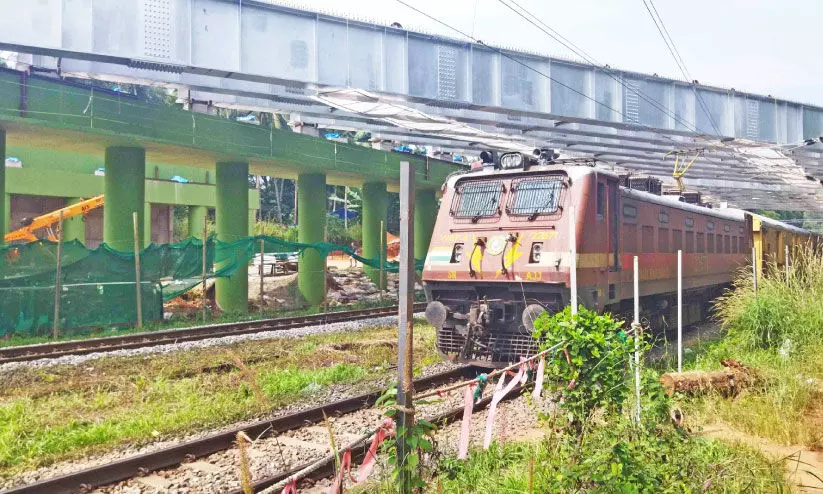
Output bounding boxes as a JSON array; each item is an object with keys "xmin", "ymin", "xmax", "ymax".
[{"xmin": 436, "ymin": 325, "xmax": 540, "ymax": 366}]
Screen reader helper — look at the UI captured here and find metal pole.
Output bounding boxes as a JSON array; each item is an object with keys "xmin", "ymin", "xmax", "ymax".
[
  {"xmin": 396, "ymin": 161, "xmax": 415, "ymax": 494},
  {"xmin": 132, "ymin": 212, "xmax": 143, "ymax": 330},
  {"xmin": 677, "ymin": 249, "xmax": 682, "ymax": 373},
  {"xmin": 569, "ymin": 205, "xmax": 578, "ymax": 315},
  {"xmin": 785, "ymin": 244, "xmax": 790, "ymax": 285},
  {"xmin": 52, "ymin": 211, "xmax": 64, "ymax": 339},
  {"xmin": 752, "ymin": 246, "xmax": 758, "ymax": 296},
  {"xmin": 201, "ymin": 216, "xmax": 208, "ymax": 322},
  {"xmin": 379, "ymin": 219, "xmax": 385, "ymax": 302},
  {"xmin": 259, "ymin": 238, "xmax": 265, "ymax": 318},
  {"xmin": 633, "ymin": 255, "xmax": 641, "ymax": 423}
]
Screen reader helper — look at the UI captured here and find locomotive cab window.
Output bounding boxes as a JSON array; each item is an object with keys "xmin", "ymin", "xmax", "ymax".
[
  {"xmin": 596, "ymin": 183, "xmax": 606, "ymax": 220},
  {"xmin": 507, "ymin": 177, "xmax": 563, "ymax": 219},
  {"xmin": 451, "ymin": 180, "xmax": 504, "ymax": 222}
]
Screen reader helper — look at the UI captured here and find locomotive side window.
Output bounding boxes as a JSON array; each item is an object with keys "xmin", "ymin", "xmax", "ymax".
[
  {"xmin": 696, "ymin": 232, "xmax": 705, "ymax": 253},
  {"xmin": 673, "ymin": 229, "xmax": 683, "ymax": 251},
  {"xmin": 451, "ymin": 180, "xmax": 504, "ymax": 221},
  {"xmin": 685, "ymin": 231, "xmax": 695, "ymax": 253},
  {"xmin": 707, "ymin": 233, "xmax": 715, "ymax": 253},
  {"xmin": 724, "ymin": 235, "xmax": 731, "ymax": 253},
  {"xmin": 716, "ymin": 234, "xmax": 723, "ymax": 253},
  {"xmin": 508, "ymin": 177, "xmax": 563, "ymax": 218},
  {"xmin": 596, "ymin": 183, "xmax": 606, "ymax": 220},
  {"xmin": 622, "ymin": 223, "xmax": 638, "ymax": 253},
  {"xmin": 658, "ymin": 228, "xmax": 670, "ymax": 252},
  {"xmin": 641, "ymin": 226, "xmax": 655, "ymax": 253}
]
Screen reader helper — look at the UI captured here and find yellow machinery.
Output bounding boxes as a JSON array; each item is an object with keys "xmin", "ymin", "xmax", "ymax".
[{"xmin": 4, "ymin": 195, "xmax": 104, "ymax": 243}]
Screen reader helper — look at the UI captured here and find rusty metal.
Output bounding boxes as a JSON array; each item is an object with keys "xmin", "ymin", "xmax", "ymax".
[
  {"xmin": 3, "ymin": 365, "xmax": 479, "ymax": 494},
  {"xmin": 0, "ymin": 303, "xmax": 426, "ymax": 365}
]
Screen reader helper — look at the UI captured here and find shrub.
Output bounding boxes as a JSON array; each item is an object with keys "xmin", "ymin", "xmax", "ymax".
[{"xmin": 532, "ymin": 306, "xmax": 636, "ymax": 427}]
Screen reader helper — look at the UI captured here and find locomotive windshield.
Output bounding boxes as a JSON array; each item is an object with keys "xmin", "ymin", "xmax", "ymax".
[
  {"xmin": 452, "ymin": 180, "xmax": 504, "ymax": 220},
  {"xmin": 508, "ymin": 177, "xmax": 563, "ymax": 218}
]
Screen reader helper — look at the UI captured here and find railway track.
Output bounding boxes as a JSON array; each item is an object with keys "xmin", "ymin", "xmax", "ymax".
[
  {"xmin": 3, "ymin": 365, "xmax": 483, "ymax": 494},
  {"xmin": 0, "ymin": 303, "xmax": 426, "ymax": 365}
]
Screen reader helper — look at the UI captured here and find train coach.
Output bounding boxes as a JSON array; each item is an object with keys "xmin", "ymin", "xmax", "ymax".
[{"xmin": 421, "ymin": 151, "xmax": 812, "ymax": 367}]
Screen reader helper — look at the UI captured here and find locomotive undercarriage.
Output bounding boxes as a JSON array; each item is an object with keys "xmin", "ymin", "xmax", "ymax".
[
  {"xmin": 425, "ymin": 281, "xmax": 728, "ymax": 368},
  {"xmin": 424, "ymin": 281, "xmax": 566, "ymax": 366}
]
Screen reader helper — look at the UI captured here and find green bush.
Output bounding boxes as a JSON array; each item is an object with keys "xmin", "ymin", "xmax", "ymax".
[
  {"xmin": 254, "ymin": 220, "xmax": 298, "ymax": 243},
  {"xmin": 532, "ymin": 306, "xmax": 636, "ymax": 426}
]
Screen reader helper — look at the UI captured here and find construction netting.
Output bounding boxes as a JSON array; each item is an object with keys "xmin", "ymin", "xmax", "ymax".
[{"xmin": 0, "ymin": 236, "xmax": 423, "ymax": 338}]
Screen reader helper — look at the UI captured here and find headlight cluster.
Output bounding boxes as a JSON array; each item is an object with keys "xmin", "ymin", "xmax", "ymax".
[{"xmin": 499, "ymin": 152, "xmax": 524, "ymax": 169}]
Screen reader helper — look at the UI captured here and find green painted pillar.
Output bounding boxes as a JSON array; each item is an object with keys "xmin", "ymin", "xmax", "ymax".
[
  {"xmin": 361, "ymin": 182, "xmax": 388, "ymax": 285},
  {"xmin": 0, "ymin": 129, "xmax": 5, "ymax": 243},
  {"xmin": 215, "ymin": 161, "xmax": 249, "ymax": 314},
  {"xmin": 144, "ymin": 203, "xmax": 152, "ymax": 247},
  {"xmin": 63, "ymin": 197, "xmax": 86, "ymax": 244},
  {"xmin": 297, "ymin": 173, "xmax": 327, "ymax": 305},
  {"xmin": 249, "ymin": 209, "xmax": 257, "ymax": 236},
  {"xmin": 414, "ymin": 189, "xmax": 438, "ymax": 261},
  {"xmin": 188, "ymin": 205, "xmax": 208, "ymax": 239},
  {"xmin": 103, "ymin": 147, "xmax": 146, "ymax": 251}
]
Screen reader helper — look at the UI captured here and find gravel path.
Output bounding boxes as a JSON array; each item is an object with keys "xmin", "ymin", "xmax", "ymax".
[
  {"xmin": 0, "ymin": 313, "xmax": 424, "ymax": 374},
  {"xmin": 0, "ymin": 360, "xmax": 460, "ymax": 492}
]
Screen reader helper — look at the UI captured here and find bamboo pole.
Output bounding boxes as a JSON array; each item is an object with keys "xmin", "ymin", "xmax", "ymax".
[
  {"xmin": 785, "ymin": 244, "xmax": 790, "ymax": 285},
  {"xmin": 52, "ymin": 211, "xmax": 64, "ymax": 339},
  {"xmin": 132, "ymin": 212, "xmax": 143, "ymax": 330},
  {"xmin": 201, "ymin": 216, "xmax": 208, "ymax": 322},
  {"xmin": 259, "ymin": 238, "xmax": 265, "ymax": 318},
  {"xmin": 379, "ymin": 219, "xmax": 385, "ymax": 303}
]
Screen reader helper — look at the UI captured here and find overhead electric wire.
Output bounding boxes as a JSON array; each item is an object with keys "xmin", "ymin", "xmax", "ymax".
[
  {"xmin": 640, "ymin": 0, "xmax": 724, "ymax": 138},
  {"xmin": 495, "ymin": 0, "xmax": 703, "ymax": 138}
]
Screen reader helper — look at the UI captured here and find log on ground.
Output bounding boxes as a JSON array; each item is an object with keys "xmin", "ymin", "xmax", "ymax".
[{"xmin": 660, "ymin": 364, "xmax": 755, "ymax": 397}]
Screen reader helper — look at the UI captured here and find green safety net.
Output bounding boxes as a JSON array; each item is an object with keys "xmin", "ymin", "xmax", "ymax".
[{"xmin": 0, "ymin": 236, "xmax": 423, "ymax": 337}]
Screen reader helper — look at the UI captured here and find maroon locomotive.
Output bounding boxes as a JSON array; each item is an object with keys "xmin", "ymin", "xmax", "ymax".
[{"xmin": 421, "ymin": 150, "xmax": 810, "ymax": 366}]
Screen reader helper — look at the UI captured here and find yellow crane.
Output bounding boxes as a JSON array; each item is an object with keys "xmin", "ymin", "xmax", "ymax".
[{"xmin": 4, "ymin": 195, "xmax": 104, "ymax": 243}]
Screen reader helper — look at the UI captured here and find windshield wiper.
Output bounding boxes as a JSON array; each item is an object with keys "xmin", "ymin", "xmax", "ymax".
[{"xmin": 472, "ymin": 196, "xmax": 497, "ymax": 223}]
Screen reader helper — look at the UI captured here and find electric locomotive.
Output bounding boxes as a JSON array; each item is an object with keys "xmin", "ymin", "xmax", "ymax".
[{"xmin": 421, "ymin": 150, "xmax": 811, "ymax": 367}]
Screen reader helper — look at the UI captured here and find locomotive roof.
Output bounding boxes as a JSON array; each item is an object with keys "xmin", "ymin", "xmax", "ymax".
[{"xmin": 446, "ymin": 164, "xmax": 812, "ymax": 236}]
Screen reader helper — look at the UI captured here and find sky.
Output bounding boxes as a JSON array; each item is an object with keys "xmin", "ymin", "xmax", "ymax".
[{"xmin": 292, "ymin": 0, "xmax": 822, "ymax": 107}]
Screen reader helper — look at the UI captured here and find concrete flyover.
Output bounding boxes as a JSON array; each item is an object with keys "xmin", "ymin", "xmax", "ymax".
[
  {"xmin": 2, "ymin": 0, "xmax": 821, "ymax": 210},
  {"xmin": 0, "ymin": 69, "xmax": 454, "ymax": 313}
]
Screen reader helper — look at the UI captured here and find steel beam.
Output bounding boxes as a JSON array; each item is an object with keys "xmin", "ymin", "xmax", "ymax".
[{"xmin": 63, "ymin": 197, "xmax": 86, "ymax": 244}]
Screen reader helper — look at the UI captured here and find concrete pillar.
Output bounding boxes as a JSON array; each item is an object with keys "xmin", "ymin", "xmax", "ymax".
[
  {"xmin": 297, "ymin": 173, "xmax": 326, "ymax": 305},
  {"xmin": 215, "ymin": 161, "xmax": 249, "ymax": 314},
  {"xmin": 249, "ymin": 209, "xmax": 257, "ymax": 236},
  {"xmin": 103, "ymin": 147, "xmax": 146, "ymax": 251},
  {"xmin": 63, "ymin": 197, "xmax": 86, "ymax": 244},
  {"xmin": 0, "ymin": 129, "xmax": 5, "ymax": 242},
  {"xmin": 414, "ymin": 189, "xmax": 438, "ymax": 260},
  {"xmin": 361, "ymin": 182, "xmax": 388, "ymax": 285},
  {"xmin": 144, "ymin": 203, "xmax": 152, "ymax": 247},
  {"xmin": 188, "ymin": 205, "xmax": 208, "ymax": 239}
]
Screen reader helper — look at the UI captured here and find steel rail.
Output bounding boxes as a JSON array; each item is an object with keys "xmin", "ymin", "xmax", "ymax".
[
  {"xmin": 1, "ymin": 365, "xmax": 479, "ymax": 494},
  {"xmin": 0, "ymin": 303, "xmax": 425, "ymax": 364},
  {"xmin": 235, "ymin": 384, "xmax": 527, "ymax": 494}
]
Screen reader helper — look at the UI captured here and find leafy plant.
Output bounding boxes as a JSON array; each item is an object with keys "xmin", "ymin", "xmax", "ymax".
[
  {"xmin": 532, "ymin": 306, "xmax": 637, "ymax": 428},
  {"xmin": 375, "ymin": 384, "xmax": 437, "ymax": 492}
]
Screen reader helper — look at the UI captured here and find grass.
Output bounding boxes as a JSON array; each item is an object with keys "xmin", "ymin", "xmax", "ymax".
[
  {"xmin": 679, "ymin": 246, "xmax": 823, "ymax": 449},
  {"xmin": 0, "ymin": 318, "xmax": 441, "ymax": 479}
]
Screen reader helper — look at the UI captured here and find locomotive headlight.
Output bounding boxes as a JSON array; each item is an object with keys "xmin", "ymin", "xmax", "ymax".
[
  {"xmin": 451, "ymin": 243, "xmax": 464, "ymax": 263},
  {"xmin": 499, "ymin": 152, "xmax": 524, "ymax": 169},
  {"xmin": 529, "ymin": 242, "xmax": 543, "ymax": 263}
]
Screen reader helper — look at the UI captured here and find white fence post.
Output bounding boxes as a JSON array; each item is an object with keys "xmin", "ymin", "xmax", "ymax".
[
  {"xmin": 569, "ymin": 205, "xmax": 578, "ymax": 316},
  {"xmin": 633, "ymin": 255, "xmax": 641, "ymax": 424},
  {"xmin": 677, "ymin": 249, "xmax": 682, "ymax": 373}
]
